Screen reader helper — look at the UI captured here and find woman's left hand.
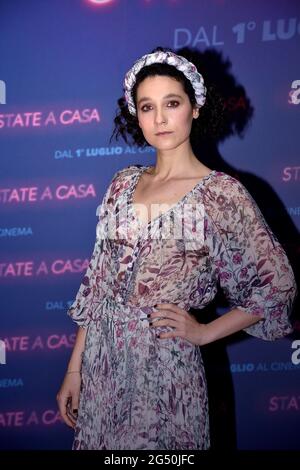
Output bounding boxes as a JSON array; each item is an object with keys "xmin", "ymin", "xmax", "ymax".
[{"xmin": 149, "ymin": 303, "xmax": 208, "ymax": 346}]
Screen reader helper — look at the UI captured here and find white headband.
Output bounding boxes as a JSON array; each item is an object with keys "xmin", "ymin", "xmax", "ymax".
[{"xmin": 124, "ymin": 50, "xmax": 207, "ymax": 116}]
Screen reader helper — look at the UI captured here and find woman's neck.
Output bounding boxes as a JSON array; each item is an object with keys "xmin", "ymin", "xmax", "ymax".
[{"xmin": 150, "ymin": 148, "xmax": 209, "ymax": 181}]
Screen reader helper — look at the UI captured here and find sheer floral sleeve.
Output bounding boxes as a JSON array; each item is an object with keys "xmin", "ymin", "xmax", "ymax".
[
  {"xmin": 67, "ymin": 169, "xmax": 121, "ymax": 328},
  {"xmin": 205, "ymin": 174, "xmax": 297, "ymax": 340}
]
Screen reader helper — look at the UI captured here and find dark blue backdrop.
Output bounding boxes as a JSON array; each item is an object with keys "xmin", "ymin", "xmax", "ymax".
[{"xmin": 0, "ymin": 0, "xmax": 299, "ymax": 450}]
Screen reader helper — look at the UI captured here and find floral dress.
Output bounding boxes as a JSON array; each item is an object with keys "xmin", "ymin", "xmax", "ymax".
[{"xmin": 67, "ymin": 165, "xmax": 297, "ymax": 450}]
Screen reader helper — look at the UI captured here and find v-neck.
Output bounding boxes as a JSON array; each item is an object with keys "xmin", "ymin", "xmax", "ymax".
[{"xmin": 129, "ymin": 165, "xmax": 217, "ymax": 229}]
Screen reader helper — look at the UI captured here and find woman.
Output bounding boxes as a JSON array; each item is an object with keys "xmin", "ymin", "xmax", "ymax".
[{"xmin": 57, "ymin": 48, "xmax": 297, "ymax": 450}]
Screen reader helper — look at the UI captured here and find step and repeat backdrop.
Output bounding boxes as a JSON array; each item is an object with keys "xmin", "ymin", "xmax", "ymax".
[{"xmin": 0, "ymin": 0, "xmax": 299, "ymax": 450}]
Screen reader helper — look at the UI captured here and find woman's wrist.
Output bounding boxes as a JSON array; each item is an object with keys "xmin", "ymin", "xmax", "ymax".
[
  {"xmin": 196, "ymin": 323, "xmax": 212, "ymax": 346},
  {"xmin": 67, "ymin": 348, "xmax": 84, "ymax": 373}
]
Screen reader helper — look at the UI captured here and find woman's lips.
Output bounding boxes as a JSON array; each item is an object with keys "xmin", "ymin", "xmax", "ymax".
[{"xmin": 155, "ymin": 131, "xmax": 173, "ymax": 136}]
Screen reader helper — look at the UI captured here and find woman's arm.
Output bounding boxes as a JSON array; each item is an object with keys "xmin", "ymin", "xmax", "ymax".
[
  {"xmin": 149, "ymin": 304, "xmax": 263, "ymax": 346},
  {"xmin": 204, "ymin": 175, "xmax": 296, "ymax": 341},
  {"xmin": 56, "ymin": 327, "xmax": 87, "ymax": 428},
  {"xmin": 67, "ymin": 326, "xmax": 87, "ymax": 372},
  {"xmin": 199, "ymin": 307, "xmax": 263, "ymax": 345}
]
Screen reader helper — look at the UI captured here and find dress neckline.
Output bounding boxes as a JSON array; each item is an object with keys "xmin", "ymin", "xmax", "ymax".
[{"xmin": 129, "ymin": 165, "xmax": 217, "ymax": 229}]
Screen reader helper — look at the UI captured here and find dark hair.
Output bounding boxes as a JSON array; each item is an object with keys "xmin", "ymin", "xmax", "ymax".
[{"xmin": 111, "ymin": 47, "xmax": 226, "ymax": 148}]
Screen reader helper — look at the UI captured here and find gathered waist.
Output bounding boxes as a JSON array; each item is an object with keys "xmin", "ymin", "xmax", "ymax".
[
  {"xmin": 88, "ymin": 295, "xmax": 154, "ymax": 326},
  {"xmin": 103, "ymin": 295, "xmax": 155, "ymax": 321},
  {"xmin": 85, "ymin": 294, "xmax": 201, "ymax": 357},
  {"xmin": 89, "ymin": 293, "xmax": 190, "ymax": 326}
]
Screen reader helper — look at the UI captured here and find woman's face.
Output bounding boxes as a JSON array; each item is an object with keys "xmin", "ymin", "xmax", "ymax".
[{"xmin": 136, "ymin": 75, "xmax": 199, "ymax": 150}]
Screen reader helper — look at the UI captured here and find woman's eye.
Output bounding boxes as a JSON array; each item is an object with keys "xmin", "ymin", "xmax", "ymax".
[
  {"xmin": 140, "ymin": 104, "xmax": 152, "ymax": 112},
  {"xmin": 167, "ymin": 101, "xmax": 180, "ymax": 107},
  {"xmin": 140, "ymin": 101, "xmax": 179, "ymax": 112}
]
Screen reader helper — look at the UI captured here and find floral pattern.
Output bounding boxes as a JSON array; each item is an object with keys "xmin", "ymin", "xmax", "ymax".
[{"xmin": 68, "ymin": 165, "xmax": 297, "ymax": 450}]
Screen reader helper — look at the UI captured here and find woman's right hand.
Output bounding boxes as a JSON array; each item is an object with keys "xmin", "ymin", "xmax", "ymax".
[{"xmin": 56, "ymin": 371, "xmax": 82, "ymax": 428}]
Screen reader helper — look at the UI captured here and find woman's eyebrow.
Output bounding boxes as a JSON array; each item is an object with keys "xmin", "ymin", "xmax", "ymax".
[{"xmin": 137, "ymin": 93, "xmax": 183, "ymax": 106}]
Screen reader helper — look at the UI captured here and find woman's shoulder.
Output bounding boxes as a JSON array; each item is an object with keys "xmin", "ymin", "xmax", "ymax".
[
  {"xmin": 197, "ymin": 170, "xmax": 262, "ymax": 223},
  {"xmin": 106, "ymin": 164, "xmax": 142, "ymax": 201},
  {"xmin": 112, "ymin": 164, "xmax": 142, "ymax": 182},
  {"xmin": 202, "ymin": 170, "xmax": 254, "ymax": 203}
]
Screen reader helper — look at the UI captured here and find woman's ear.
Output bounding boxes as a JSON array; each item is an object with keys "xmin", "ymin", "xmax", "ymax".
[{"xmin": 193, "ymin": 106, "xmax": 200, "ymax": 119}]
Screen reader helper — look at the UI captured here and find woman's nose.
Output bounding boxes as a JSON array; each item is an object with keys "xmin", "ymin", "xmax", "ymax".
[{"xmin": 154, "ymin": 108, "xmax": 167, "ymax": 125}]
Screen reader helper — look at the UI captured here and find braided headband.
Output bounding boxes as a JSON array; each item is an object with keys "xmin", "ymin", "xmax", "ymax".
[{"xmin": 124, "ymin": 51, "xmax": 207, "ymax": 116}]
